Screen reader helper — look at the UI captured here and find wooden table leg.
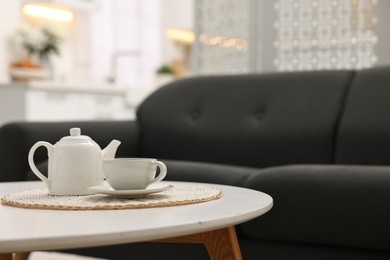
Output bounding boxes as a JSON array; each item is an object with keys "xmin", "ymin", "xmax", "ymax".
[
  {"xmin": 0, "ymin": 252, "xmax": 30, "ymax": 260},
  {"xmin": 155, "ymin": 226, "xmax": 243, "ymax": 260},
  {"xmin": 203, "ymin": 226, "xmax": 242, "ymax": 260},
  {"xmin": 13, "ymin": 253, "xmax": 30, "ymax": 260},
  {"xmin": 0, "ymin": 254, "xmax": 13, "ymax": 260}
]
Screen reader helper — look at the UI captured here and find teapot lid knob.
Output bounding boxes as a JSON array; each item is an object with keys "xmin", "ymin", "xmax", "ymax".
[
  {"xmin": 59, "ymin": 127, "xmax": 91, "ymax": 142},
  {"xmin": 70, "ymin": 128, "xmax": 81, "ymax": 136}
]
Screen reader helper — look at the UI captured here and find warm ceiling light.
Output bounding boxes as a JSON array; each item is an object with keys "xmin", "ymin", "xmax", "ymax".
[
  {"xmin": 22, "ymin": 4, "xmax": 73, "ymax": 22},
  {"xmin": 166, "ymin": 29, "xmax": 195, "ymax": 45}
]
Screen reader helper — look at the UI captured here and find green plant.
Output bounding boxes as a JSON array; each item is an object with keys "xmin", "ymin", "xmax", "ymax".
[
  {"xmin": 20, "ymin": 26, "xmax": 62, "ymax": 61},
  {"xmin": 156, "ymin": 64, "xmax": 175, "ymax": 75},
  {"xmin": 38, "ymin": 28, "xmax": 61, "ymax": 60}
]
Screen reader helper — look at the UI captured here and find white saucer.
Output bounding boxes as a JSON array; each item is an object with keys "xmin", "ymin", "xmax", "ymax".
[{"xmin": 88, "ymin": 182, "xmax": 173, "ymax": 198}]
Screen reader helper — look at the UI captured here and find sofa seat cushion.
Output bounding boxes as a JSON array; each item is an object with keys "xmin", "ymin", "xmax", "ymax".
[
  {"xmin": 241, "ymin": 164, "xmax": 390, "ymax": 251},
  {"xmin": 162, "ymin": 159, "xmax": 260, "ymax": 187}
]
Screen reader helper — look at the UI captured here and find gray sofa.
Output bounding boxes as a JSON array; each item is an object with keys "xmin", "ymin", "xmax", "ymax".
[{"xmin": 1, "ymin": 66, "xmax": 390, "ymax": 259}]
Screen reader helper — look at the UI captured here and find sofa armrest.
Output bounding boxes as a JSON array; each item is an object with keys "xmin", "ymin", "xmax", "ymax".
[
  {"xmin": 241, "ymin": 165, "xmax": 390, "ymax": 252},
  {"xmin": 0, "ymin": 120, "xmax": 140, "ymax": 182}
]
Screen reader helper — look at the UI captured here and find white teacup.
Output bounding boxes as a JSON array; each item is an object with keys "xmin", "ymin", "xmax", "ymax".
[{"xmin": 103, "ymin": 158, "xmax": 167, "ymax": 190}]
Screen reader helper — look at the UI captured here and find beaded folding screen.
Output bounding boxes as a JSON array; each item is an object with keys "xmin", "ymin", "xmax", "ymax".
[
  {"xmin": 195, "ymin": 0, "xmax": 252, "ymax": 75},
  {"xmin": 274, "ymin": 0, "xmax": 378, "ymax": 71},
  {"xmin": 194, "ymin": 0, "xmax": 378, "ymax": 74}
]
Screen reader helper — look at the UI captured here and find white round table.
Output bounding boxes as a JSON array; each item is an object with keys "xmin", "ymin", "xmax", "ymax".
[{"xmin": 0, "ymin": 181, "xmax": 273, "ymax": 260}]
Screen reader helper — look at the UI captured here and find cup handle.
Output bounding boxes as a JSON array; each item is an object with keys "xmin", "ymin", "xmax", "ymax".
[
  {"xmin": 28, "ymin": 141, "xmax": 53, "ymax": 188},
  {"xmin": 147, "ymin": 160, "xmax": 167, "ymax": 185}
]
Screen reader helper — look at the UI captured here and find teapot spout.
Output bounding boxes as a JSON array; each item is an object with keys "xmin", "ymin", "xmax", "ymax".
[{"xmin": 102, "ymin": 140, "xmax": 121, "ymax": 160}]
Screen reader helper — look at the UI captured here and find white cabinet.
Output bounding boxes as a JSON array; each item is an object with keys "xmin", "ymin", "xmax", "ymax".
[{"xmin": 0, "ymin": 83, "xmax": 135, "ymax": 125}]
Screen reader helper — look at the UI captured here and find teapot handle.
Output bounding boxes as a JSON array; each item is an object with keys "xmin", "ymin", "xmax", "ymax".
[{"xmin": 28, "ymin": 141, "xmax": 53, "ymax": 188}]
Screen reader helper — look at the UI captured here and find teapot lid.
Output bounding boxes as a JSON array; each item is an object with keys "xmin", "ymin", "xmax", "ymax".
[{"xmin": 60, "ymin": 128, "xmax": 92, "ymax": 142}]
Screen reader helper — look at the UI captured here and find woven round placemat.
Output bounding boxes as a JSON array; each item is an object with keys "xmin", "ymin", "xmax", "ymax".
[{"xmin": 1, "ymin": 184, "xmax": 222, "ymax": 210}]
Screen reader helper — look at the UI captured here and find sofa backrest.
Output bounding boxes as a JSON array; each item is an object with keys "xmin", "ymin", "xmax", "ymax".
[
  {"xmin": 335, "ymin": 66, "xmax": 390, "ymax": 165},
  {"xmin": 137, "ymin": 70, "xmax": 353, "ymax": 168}
]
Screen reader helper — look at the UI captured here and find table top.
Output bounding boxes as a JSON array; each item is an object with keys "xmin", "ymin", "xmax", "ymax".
[{"xmin": 0, "ymin": 181, "xmax": 273, "ymax": 253}]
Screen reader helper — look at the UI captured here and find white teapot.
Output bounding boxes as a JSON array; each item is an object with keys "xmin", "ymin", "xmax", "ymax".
[{"xmin": 28, "ymin": 127, "xmax": 121, "ymax": 195}]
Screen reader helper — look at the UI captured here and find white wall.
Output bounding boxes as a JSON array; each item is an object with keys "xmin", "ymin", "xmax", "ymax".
[
  {"xmin": 375, "ymin": 0, "xmax": 390, "ymax": 67},
  {"xmin": 160, "ymin": 0, "xmax": 194, "ymax": 65},
  {"xmin": 0, "ymin": 0, "xmax": 83, "ymax": 83},
  {"xmin": 0, "ymin": 0, "xmax": 194, "ymax": 86},
  {"xmin": 0, "ymin": 1, "xmax": 22, "ymax": 82}
]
